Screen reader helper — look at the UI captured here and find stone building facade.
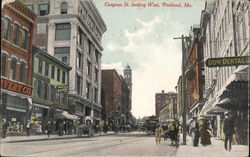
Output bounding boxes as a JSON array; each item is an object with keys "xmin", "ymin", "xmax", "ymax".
[
  {"xmin": 200, "ymin": 0, "xmax": 249, "ymax": 144},
  {"xmin": 155, "ymin": 91, "xmax": 177, "ymax": 117},
  {"xmin": 24, "ymin": 0, "xmax": 107, "ymax": 124}
]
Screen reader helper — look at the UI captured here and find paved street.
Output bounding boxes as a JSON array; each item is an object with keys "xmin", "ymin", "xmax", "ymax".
[{"xmin": 1, "ymin": 133, "xmax": 178, "ymax": 157}]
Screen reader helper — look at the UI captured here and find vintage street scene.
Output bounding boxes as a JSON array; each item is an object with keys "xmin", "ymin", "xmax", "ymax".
[{"xmin": 0, "ymin": 0, "xmax": 249, "ymax": 157}]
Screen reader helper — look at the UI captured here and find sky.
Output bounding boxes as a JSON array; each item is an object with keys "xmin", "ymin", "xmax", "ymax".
[{"xmin": 94, "ymin": 0, "xmax": 205, "ymax": 118}]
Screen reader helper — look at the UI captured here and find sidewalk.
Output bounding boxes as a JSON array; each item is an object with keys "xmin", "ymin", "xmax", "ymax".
[
  {"xmin": 1, "ymin": 132, "xmax": 115, "ymax": 143},
  {"xmin": 176, "ymin": 135, "xmax": 249, "ymax": 157}
]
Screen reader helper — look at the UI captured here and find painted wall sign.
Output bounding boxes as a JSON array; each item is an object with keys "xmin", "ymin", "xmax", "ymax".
[
  {"xmin": 205, "ymin": 56, "xmax": 249, "ymax": 67},
  {"xmin": 1, "ymin": 79, "xmax": 33, "ymax": 95}
]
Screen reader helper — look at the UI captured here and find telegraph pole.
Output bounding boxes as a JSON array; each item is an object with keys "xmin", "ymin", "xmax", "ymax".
[{"xmin": 173, "ymin": 35, "xmax": 190, "ymax": 145}]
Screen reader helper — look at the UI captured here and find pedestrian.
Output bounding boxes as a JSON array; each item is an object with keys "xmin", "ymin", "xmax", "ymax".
[
  {"xmin": 46, "ymin": 121, "xmax": 51, "ymax": 137},
  {"xmin": 26, "ymin": 120, "xmax": 31, "ymax": 137},
  {"xmin": 155, "ymin": 124, "xmax": 163, "ymax": 145},
  {"xmin": 58, "ymin": 121, "xmax": 64, "ymax": 136},
  {"xmin": 223, "ymin": 112, "xmax": 235, "ymax": 151},
  {"xmin": 172, "ymin": 120, "xmax": 180, "ymax": 147},
  {"xmin": 190, "ymin": 117, "xmax": 200, "ymax": 147},
  {"xmin": 200, "ymin": 119, "xmax": 212, "ymax": 146},
  {"xmin": 2, "ymin": 119, "xmax": 7, "ymax": 138}
]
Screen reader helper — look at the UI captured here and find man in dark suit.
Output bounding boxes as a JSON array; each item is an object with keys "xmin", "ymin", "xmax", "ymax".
[{"xmin": 223, "ymin": 112, "xmax": 235, "ymax": 151}]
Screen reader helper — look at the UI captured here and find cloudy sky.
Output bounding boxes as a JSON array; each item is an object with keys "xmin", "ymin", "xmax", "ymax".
[{"xmin": 95, "ymin": 0, "xmax": 205, "ymax": 118}]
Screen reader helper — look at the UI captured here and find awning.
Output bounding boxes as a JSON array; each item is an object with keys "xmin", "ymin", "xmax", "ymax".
[
  {"xmin": 33, "ymin": 103, "xmax": 50, "ymax": 109},
  {"xmin": 7, "ymin": 106, "xmax": 26, "ymax": 112},
  {"xmin": 189, "ymin": 101, "xmax": 205, "ymax": 113},
  {"xmin": 55, "ymin": 111, "xmax": 78, "ymax": 120}
]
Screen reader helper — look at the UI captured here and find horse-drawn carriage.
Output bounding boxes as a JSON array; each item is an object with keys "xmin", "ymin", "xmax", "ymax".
[{"xmin": 77, "ymin": 116, "xmax": 94, "ymax": 137}]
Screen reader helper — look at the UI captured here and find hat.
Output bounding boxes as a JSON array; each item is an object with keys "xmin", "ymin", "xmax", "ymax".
[{"xmin": 224, "ymin": 111, "xmax": 229, "ymax": 116}]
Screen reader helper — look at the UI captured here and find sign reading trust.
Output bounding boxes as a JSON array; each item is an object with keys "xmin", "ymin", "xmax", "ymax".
[
  {"xmin": 1, "ymin": 78, "xmax": 33, "ymax": 95},
  {"xmin": 205, "ymin": 56, "xmax": 249, "ymax": 67}
]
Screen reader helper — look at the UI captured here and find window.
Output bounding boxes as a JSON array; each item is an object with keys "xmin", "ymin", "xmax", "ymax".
[
  {"xmin": 13, "ymin": 24, "xmax": 20, "ymax": 45},
  {"xmin": 95, "ymin": 69, "xmax": 98, "ymax": 82},
  {"xmin": 22, "ymin": 30, "xmax": 27, "ymax": 49},
  {"xmin": 55, "ymin": 23, "xmax": 71, "ymax": 40},
  {"xmin": 51, "ymin": 66, "xmax": 55, "ymax": 79},
  {"xmin": 38, "ymin": 57, "xmax": 42, "ymax": 73},
  {"xmin": 88, "ymin": 40, "xmax": 91, "ymax": 54},
  {"xmin": 62, "ymin": 71, "xmax": 66, "ymax": 84},
  {"xmin": 77, "ymin": 52, "xmax": 82, "ymax": 69},
  {"xmin": 94, "ymin": 88, "xmax": 98, "ymax": 103},
  {"xmin": 87, "ymin": 61, "xmax": 91, "ymax": 76},
  {"xmin": 95, "ymin": 50, "xmax": 99, "ymax": 62},
  {"xmin": 50, "ymin": 85, "xmax": 55, "ymax": 101},
  {"xmin": 54, "ymin": 47, "xmax": 70, "ymax": 65},
  {"xmin": 37, "ymin": 24, "xmax": 46, "ymax": 34},
  {"xmin": 76, "ymin": 75, "xmax": 81, "ymax": 95},
  {"xmin": 10, "ymin": 58, "xmax": 17, "ymax": 80},
  {"xmin": 39, "ymin": 3, "xmax": 49, "ymax": 16},
  {"xmin": 45, "ymin": 62, "xmax": 49, "ymax": 76},
  {"xmin": 77, "ymin": 27, "xmax": 84, "ymax": 45},
  {"xmin": 3, "ymin": 18, "xmax": 11, "ymax": 40},
  {"xmin": 86, "ymin": 82, "xmax": 90, "ymax": 99},
  {"xmin": 37, "ymin": 80, "xmax": 42, "ymax": 98},
  {"xmin": 1, "ymin": 54, "xmax": 7, "ymax": 76},
  {"xmin": 57, "ymin": 69, "xmax": 60, "ymax": 81},
  {"xmin": 26, "ymin": 4, "xmax": 33, "ymax": 10},
  {"xmin": 20, "ymin": 62, "xmax": 26, "ymax": 83},
  {"xmin": 61, "ymin": 2, "xmax": 68, "ymax": 14},
  {"xmin": 44, "ymin": 83, "xmax": 48, "ymax": 99}
]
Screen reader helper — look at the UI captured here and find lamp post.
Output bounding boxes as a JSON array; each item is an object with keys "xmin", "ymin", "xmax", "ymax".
[{"xmin": 173, "ymin": 35, "xmax": 191, "ymax": 145}]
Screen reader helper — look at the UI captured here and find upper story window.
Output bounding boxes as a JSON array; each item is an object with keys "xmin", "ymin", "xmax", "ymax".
[
  {"xmin": 61, "ymin": 2, "xmax": 68, "ymax": 14},
  {"xmin": 45, "ymin": 62, "xmax": 49, "ymax": 76},
  {"xmin": 38, "ymin": 3, "xmax": 49, "ymax": 16},
  {"xmin": 13, "ymin": 24, "xmax": 20, "ymax": 45},
  {"xmin": 19, "ymin": 62, "xmax": 26, "ymax": 83},
  {"xmin": 77, "ymin": 51, "xmax": 82, "ymax": 70},
  {"xmin": 54, "ymin": 47, "xmax": 70, "ymax": 65},
  {"xmin": 62, "ymin": 71, "xmax": 66, "ymax": 84},
  {"xmin": 76, "ymin": 75, "xmax": 81, "ymax": 95},
  {"xmin": 57, "ymin": 69, "xmax": 60, "ymax": 81},
  {"xmin": 95, "ymin": 50, "xmax": 99, "ymax": 62},
  {"xmin": 55, "ymin": 23, "xmax": 71, "ymax": 40},
  {"xmin": 26, "ymin": 4, "xmax": 34, "ymax": 10},
  {"xmin": 88, "ymin": 40, "xmax": 92, "ymax": 54},
  {"xmin": 1, "ymin": 54, "xmax": 7, "ymax": 76},
  {"xmin": 10, "ymin": 58, "xmax": 17, "ymax": 80},
  {"xmin": 87, "ymin": 61, "xmax": 91, "ymax": 77},
  {"xmin": 21, "ymin": 30, "xmax": 28, "ymax": 49},
  {"xmin": 3, "ymin": 18, "xmax": 11, "ymax": 40},
  {"xmin": 51, "ymin": 66, "xmax": 55, "ymax": 79},
  {"xmin": 38, "ymin": 57, "xmax": 43, "ymax": 74}
]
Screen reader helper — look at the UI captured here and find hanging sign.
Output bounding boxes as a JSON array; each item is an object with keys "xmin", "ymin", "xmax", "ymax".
[{"xmin": 205, "ymin": 56, "xmax": 249, "ymax": 67}]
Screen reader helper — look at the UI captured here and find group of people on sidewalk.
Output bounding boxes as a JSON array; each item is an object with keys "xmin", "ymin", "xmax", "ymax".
[{"xmin": 190, "ymin": 112, "xmax": 236, "ymax": 151}]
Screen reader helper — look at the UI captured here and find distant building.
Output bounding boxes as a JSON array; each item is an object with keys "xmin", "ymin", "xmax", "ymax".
[
  {"xmin": 24, "ymin": 0, "xmax": 107, "ymax": 125},
  {"xmin": 155, "ymin": 90, "xmax": 177, "ymax": 117},
  {"xmin": 1, "ymin": 0, "xmax": 36, "ymax": 127}
]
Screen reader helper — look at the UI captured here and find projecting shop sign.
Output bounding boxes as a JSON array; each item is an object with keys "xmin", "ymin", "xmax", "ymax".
[{"xmin": 205, "ymin": 56, "xmax": 249, "ymax": 67}]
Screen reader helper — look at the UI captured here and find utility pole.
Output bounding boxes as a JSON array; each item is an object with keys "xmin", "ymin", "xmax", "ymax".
[{"xmin": 173, "ymin": 35, "xmax": 190, "ymax": 145}]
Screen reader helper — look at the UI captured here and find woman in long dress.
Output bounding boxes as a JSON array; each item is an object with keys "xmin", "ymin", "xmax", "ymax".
[{"xmin": 200, "ymin": 120, "xmax": 212, "ymax": 146}]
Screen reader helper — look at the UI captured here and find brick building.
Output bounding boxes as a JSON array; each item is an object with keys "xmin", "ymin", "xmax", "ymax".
[
  {"xmin": 155, "ymin": 90, "xmax": 177, "ymax": 117},
  {"xmin": 1, "ymin": 0, "xmax": 36, "ymax": 127}
]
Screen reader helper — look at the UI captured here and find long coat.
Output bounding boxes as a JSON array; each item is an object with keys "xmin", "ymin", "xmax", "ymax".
[{"xmin": 200, "ymin": 122, "xmax": 211, "ymax": 146}]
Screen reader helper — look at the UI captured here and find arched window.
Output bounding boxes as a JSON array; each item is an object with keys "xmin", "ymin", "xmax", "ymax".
[
  {"xmin": 13, "ymin": 24, "xmax": 20, "ymax": 45},
  {"xmin": 3, "ymin": 18, "xmax": 11, "ymax": 40},
  {"xmin": 20, "ymin": 62, "xmax": 26, "ymax": 82},
  {"xmin": 22, "ymin": 30, "xmax": 28, "ymax": 49},
  {"xmin": 10, "ymin": 58, "xmax": 17, "ymax": 80},
  {"xmin": 1, "ymin": 54, "xmax": 7, "ymax": 76},
  {"xmin": 61, "ymin": 2, "xmax": 68, "ymax": 14}
]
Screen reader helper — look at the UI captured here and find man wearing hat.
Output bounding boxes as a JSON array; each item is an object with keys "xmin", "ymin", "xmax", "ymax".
[
  {"xmin": 190, "ymin": 116, "xmax": 200, "ymax": 147},
  {"xmin": 223, "ymin": 111, "xmax": 235, "ymax": 151}
]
